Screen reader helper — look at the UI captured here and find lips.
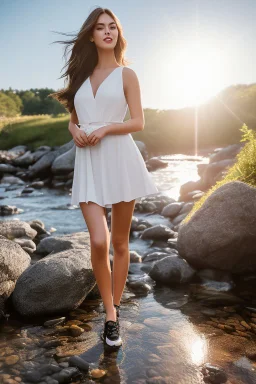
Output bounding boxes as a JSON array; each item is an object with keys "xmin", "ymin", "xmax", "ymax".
[{"xmin": 104, "ymin": 37, "xmax": 112, "ymax": 42}]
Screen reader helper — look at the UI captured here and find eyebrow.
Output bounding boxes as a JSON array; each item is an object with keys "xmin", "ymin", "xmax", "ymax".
[{"xmin": 95, "ymin": 22, "xmax": 116, "ymax": 26}]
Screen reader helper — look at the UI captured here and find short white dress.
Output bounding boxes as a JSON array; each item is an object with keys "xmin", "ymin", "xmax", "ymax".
[{"xmin": 71, "ymin": 66, "xmax": 159, "ymax": 208}]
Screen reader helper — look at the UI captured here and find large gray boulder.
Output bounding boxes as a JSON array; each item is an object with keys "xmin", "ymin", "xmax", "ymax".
[
  {"xmin": 177, "ymin": 181, "xmax": 256, "ymax": 274},
  {"xmin": 0, "ymin": 237, "xmax": 31, "ymax": 298},
  {"xmin": 12, "ymin": 247, "xmax": 96, "ymax": 316}
]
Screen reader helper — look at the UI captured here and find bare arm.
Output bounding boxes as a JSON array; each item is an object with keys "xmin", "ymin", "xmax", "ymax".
[
  {"xmin": 97, "ymin": 67, "xmax": 145, "ymax": 136},
  {"xmin": 68, "ymin": 107, "xmax": 91, "ymax": 147}
]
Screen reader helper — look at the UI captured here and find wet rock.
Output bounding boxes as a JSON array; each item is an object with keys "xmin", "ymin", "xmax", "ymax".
[
  {"xmin": 0, "ymin": 176, "xmax": 25, "ymax": 185},
  {"xmin": 0, "ymin": 164, "xmax": 17, "ymax": 173},
  {"xmin": 51, "ymin": 367, "xmax": 80, "ymax": 383},
  {"xmin": 177, "ymin": 181, "xmax": 256, "ymax": 274},
  {"xmin": 68, "ymin": 355, "xmax": 90, "ymax": 371},
  {"xmin": 202, "ymin": 159, "xmax": 236, "ymax": 189},
  {"xmin": 129, "ymin": 251, "xmax": 142, "ymax": 263},
  {"xmin": 44, "ymin": 317, "xmax": 66, "ymax": 327},
  {"xmin": 12, "ymin": 248, "xmax": 96, "ymax": 316},
  {"xmin": 140, "ymin": 224, "xmax": 176, "ymax": 241},
  {"xmin": 143, "ymin": 250, "xmax": 178, "ymax": 263},
  {"xmin": 5, "ymin": 355, "xmax": 19, "ymax": 365},
  {"xmin": 179, "ymin": 179, "xmax": 206, "ymax": 201},
  {"xmin": 161, "ymin": 202, "xmax": 184, "ymax": 218},
  {"xmin": 201, "ymin": 362, "xmax": 227, "ymax": 383},
  {"xmin": 0, "ymin": 205, "xmax": 23, "ymax": 216},
  {"xmin": 149, "ymin": 255, "xmax": 196, "ymax": 285},
  {"xmin": 91, "ymin": 368, "xmax": 107, "ymax": 379},
  {"xmin": 126, "ymin": 281, "xmax": 151, "ymax": 293},
  {"xmin": 146, "ymin": 157, "xmax": 168, "ymax": 171}
]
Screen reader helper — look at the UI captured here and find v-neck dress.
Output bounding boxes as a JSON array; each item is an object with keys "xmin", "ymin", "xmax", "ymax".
[{"xmin": 70, "ymin": 66, "xmax": 159, "ymax": 208}]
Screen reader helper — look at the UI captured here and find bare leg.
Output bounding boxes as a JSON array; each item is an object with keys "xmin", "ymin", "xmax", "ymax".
[
  {"xmin": 111, "ymin": 200, "xmax": 136, "ymax": 306},
  {"xmin": 79, "ymin": 201, "xmax": 116, "ymax": 322}
]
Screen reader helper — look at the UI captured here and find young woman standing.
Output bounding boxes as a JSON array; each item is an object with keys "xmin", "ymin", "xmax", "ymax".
[{"xmin": 50, "ymin": 7, "xmax": 158, "ymax": 347}]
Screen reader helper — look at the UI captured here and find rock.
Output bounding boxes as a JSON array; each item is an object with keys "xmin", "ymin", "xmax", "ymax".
[
  {"xmin": 36, "ymin": 232, "xmax": 91, "ymax": 255},
  {"xmin": 172, "ymin": 213, "xmax": 188, "ymax": 226},
  {"xmin": 13, "ymin": 237, "xmax": 36, "ymax": 255},
  {"xmin": 0, "ymin": 220, "xmax": 37, "ymax": 240},
  {"xmin": 28, "ymin": 141, "xmax": 74, "ymax": 178},
  {"xmin": 8, "ymin": 145, "xmax": 27, "ymax": 157},
  {"xmin": 129, "ymin": 251, "xmax": 142, "ymax": 263},
  {"xmin": 12, "ymin": 248, "xmax": 96, "ymax": 316},
  {"xmin": 179, "ymin": 202, "xmax": 194, "ymax": 215},
  {"xmin": 0, "ymin": 205, "xmax": 23, "ymax": 216},
  {"xmin": 51, "ymin": 145, "xmax": 76, "ymax": 174},
  {"xmin": 179, "ymin": 179, "xmax": 206, "ymax": 201},
  {"xmin": 0, "ymin": 176, "xmax": 25, "ymax": 185},
  {"xmin": 140, "ymin": 224, "xmax": 176, "ymax": 241},
  {"xmin": 149, "ymin": 255, "xmax": 196, "ymax": 285},
  {"xmin": 146, "ymin": 157, "xmax": 168, "ymax": 171},
  {"xmin": 0, "ymin": 164, "xmax": 18, "ymax": 173},
  {"xmin": 177, "ymin": 181, "xmax": 256, "ymax": 274},
  {"xmin": 201, "ymin": 362, "xmax": 227, "ymax": 383},
  {"xmin": 161, "ymin": 202, "xmax": 184, "ymax": 218},
  {"xmin": 202, "ymin": 159, "xmax": 236, "ymax": 189},
  {"xmin": 209, "ymin": 144, "xmax": 243, "ymax": 164},
  {"xmin": 0, "ymin": 238, "xmax": 31, "ymax": 298},
  {"xmin": 68, "ymin": 355, "xmax": 90, "ymax": 371}
]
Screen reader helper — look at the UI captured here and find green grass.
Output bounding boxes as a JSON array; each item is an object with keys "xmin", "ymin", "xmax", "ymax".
[
  {"xmin": 0, "ymin": 114, "xmax": 72, "ymax": 150},
  {"xmin": 184, "ymin": 124, "xmax": 256, "ymax": 223}
]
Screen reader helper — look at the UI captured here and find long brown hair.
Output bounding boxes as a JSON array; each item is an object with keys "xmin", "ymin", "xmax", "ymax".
[{"xmin": 48, "ymin": 7, "xmax": 131, "ymax": 113}]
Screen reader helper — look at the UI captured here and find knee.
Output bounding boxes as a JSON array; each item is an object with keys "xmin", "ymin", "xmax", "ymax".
[
  {"xmin": 112, "ymin": 237, "xmax": 129, "ymax": 254},
  {"xmin": 90, "ymin": 236, "xmax": 108, "ymax": 253}
]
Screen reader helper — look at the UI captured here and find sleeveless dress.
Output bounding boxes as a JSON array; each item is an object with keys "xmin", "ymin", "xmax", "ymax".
[{"xmin": 70, "ymin": 66, "xmax": 159, "ymax": 208}]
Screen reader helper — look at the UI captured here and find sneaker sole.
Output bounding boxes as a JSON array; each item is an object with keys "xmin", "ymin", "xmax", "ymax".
[{"xmin": 101, "ymin": 333, "xmax": 122, "ymax": 346}]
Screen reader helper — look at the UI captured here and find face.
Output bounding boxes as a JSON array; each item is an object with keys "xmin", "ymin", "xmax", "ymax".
[{"xmin": 91, "ymin": 13, "xmax": 119, "ymax": 49}]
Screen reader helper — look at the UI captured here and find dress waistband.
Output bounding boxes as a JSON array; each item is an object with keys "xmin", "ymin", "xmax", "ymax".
[{"xmin": 77, "ymin": 121, "xmax": 123, "ymax": 135}]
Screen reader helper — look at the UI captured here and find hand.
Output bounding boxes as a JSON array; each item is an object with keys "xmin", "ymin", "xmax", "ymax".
[
  {"xmin": 71, "ymin": 124, "xmax": 92, "ymax": 148},
  {"xmin": 87, "ymin": 126, "xmax": 107, "ymax": 146}
]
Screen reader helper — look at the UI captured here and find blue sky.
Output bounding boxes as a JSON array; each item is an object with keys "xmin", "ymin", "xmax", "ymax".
[{"xmin": 0, "ymin": 0, "xmax": 255, "ymax": 109}]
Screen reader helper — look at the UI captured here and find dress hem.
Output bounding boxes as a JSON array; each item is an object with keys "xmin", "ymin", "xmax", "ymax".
[{"xmin": 71, "ymin": 191, "xmax": 159, "ymax": 208}]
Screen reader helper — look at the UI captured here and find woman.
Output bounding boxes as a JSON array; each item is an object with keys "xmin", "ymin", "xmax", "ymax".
[{"xmin": 50, "ymin": 7, "xmax": 158, "ymax": 347}]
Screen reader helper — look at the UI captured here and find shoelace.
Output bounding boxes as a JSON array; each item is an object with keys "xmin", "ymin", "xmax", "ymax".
[{"xmin": 105, "ymin": 320, "xmax": 119, "ymax": 337}]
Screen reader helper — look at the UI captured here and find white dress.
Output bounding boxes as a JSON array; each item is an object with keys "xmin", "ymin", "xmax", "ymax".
[{"xmin": 71, "ymin": 66, "xmax": 159, "ymax": 208}]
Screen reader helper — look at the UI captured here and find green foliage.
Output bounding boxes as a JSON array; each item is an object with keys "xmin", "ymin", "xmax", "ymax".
[{"xmin": 184, "ymin": 124, "xmax": 256, "ymax": 223}]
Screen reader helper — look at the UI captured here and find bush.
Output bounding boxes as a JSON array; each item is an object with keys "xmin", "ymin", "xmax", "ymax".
[{"xmin": 184, "ymin": 124, "xmax": 256, "ymax": 223}]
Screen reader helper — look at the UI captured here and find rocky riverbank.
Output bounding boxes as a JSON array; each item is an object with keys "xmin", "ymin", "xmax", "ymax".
[{"xmin": 1, "ymin": 141, "xmax": 256, "ymax": 383}]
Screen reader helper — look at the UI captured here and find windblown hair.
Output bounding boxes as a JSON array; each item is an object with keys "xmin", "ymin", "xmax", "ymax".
[{"xmin": 48, "ymin": 7, "xmax": 130, "ymax": 113}]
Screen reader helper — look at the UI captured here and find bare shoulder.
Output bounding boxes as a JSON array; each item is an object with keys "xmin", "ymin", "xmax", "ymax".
[
  {"xmin": 122, "ymin": 67, "xmax": 140, "ymax": 94},
  {"xmin": 122, "ymin": 66, "xmax": 138, "ymax": 80}
]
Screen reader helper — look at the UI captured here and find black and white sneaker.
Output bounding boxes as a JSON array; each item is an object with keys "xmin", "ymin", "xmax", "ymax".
[{"xmin": 101, "ymin": 319, "xmax": 122, "ymax": 347}]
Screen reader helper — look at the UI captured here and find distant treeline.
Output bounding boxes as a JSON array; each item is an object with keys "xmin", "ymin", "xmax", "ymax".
[
  {"xmin": 0, "ymin": 84, "xmax": 256, "ymax": 154},
  {"xmin": 0, "ymin": 88, "xmax": 66, "ymax": 117}
]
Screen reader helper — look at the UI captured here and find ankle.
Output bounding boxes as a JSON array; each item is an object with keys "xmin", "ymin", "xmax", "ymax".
[{"xmin": 105, "ymin": 306, "xmax": 117, "ymax": 322}]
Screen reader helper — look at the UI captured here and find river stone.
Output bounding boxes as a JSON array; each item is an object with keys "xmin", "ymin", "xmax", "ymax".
[
  {"xmin": 161, "ymin": 202, "xmax": 184, "ymax": 218},
  {"xmin": 12, "ymin": 248, "xmax": 96, "ymax": 316},
  {"xmin": 202, "ymin": 159, "xmax": 236, "ymax": 189},
  {"xmin": 0, "ymin": 220, "xmax": 37, "ymax": 240},
  {"xmin": 37, "ymin": 232, "xmax": 91, "ymax": 255},
  {"xmin": 140, "ymin": 224, "xmax": 176, "ymax": 241},
  {"xmin": 149, "ymin": 255, "xmax": 196, "ymax": 285},
  {"xmin": 0, "ymin": 238, "xmax": 31, "ymax": 298},
  {"xmin": 209, "ymin": 143, "xmax": 243, "ymax": 164},
  {"xmin": 51, "ymin": 145, "xmax": 76, "ymax": 174},
  {"xmin": 28, "ymin": 140, "xmax": 74, "ymax": 178},
  {"xmin": 177, "ymin": 181, "xmax": 256, "ymax": 274},
  {"xmin": 0, "ymin": 176, "xmax": 25, "ymax": 185}
]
